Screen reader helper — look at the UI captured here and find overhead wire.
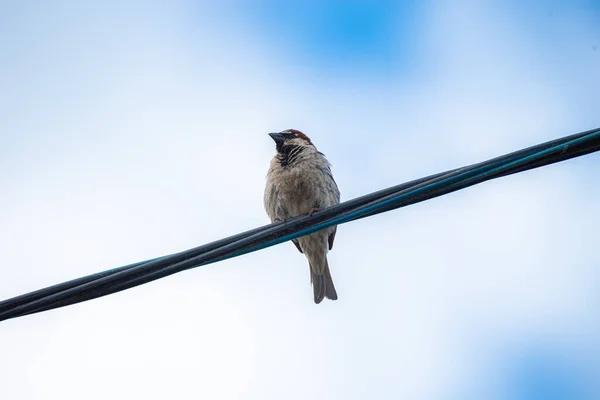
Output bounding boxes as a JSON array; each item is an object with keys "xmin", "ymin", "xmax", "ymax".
[{"xmin": 1, "ymin": 127, "xmax": 599, "ymax": 322}]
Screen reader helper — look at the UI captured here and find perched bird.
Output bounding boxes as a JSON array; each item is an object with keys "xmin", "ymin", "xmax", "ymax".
[{"xmin": 264, "ymin": 129, "xmax": 341, "ymax": 304}]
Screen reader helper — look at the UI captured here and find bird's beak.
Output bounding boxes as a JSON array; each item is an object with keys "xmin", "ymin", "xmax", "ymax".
[{"xmin": 268, "ymin": 132, "xmax": 285, "ymax": 144}]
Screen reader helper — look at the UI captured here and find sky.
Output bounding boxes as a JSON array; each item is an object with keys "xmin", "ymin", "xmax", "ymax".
[{"xmin": 1, "ymin": 1, "xmax": 599, "ymax": 399}]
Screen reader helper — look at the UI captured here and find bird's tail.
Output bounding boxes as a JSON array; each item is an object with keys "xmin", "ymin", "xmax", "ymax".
[{"xmin": 310, "ymin": 257, "xmax": 338, "ymax": 304}]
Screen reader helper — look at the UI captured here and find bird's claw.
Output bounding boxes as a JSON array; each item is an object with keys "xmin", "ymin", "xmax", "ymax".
[{"xmin": 307, "ymin": 207, "xmax": 320, "ymax": 216}]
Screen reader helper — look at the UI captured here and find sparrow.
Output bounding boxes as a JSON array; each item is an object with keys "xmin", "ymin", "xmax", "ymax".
[{"xmin": 264, "ymin": 129, "xmax": 341, "ymax": 304}]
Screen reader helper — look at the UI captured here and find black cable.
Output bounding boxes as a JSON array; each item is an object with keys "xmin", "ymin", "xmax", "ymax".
[
  {"xmin": 4, "ymin": 128, "xmax": 600, "ymax": 318},
  {"xmin": 1, "ymin": 127, "xmax": 599, "ymax": 322}
]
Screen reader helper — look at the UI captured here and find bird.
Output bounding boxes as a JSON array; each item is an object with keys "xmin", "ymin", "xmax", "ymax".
[{"xmin": 264, "ymin": 129, "xmax": 341, "ymax": 304}]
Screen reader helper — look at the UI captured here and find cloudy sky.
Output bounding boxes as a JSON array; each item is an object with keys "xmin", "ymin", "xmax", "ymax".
[{"xmin": 1, "ymin": 1, "xmax": 599, "ymax": 399}]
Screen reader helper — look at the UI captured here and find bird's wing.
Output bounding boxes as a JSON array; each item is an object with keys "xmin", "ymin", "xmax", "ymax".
[
  {"xmin": 321, "ymin": 165, "xmax": 341, "ymax": 201},
  {"xmin": 292, "ymin": 239, "xmax": 303, "ymax": 253},
  {"xmin": 328, "ymin": 226, "xmax": 337, "ymax": 250},
  {"xmin": 320, "ymin": 163, "xmax": 340, "ymax": 251}
]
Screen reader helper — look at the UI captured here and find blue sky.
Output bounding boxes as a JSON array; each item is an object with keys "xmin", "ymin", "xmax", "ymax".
[
  {"xmin": 1, "ymin": 1, "xmax": 599, "ymax": 399},
  {"xmin": 240, "ymin": 0, "xmax": 422, "ymax": 75}
]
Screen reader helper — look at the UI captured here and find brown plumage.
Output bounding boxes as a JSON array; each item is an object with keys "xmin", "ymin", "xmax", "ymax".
[{"xmin": 264, "ymin": 129, "xmax": 341, "ymax": 303}]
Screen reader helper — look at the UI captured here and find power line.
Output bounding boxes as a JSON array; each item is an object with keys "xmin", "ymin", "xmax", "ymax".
[{"xmin": 1, "ymin": 127, "xmax": 599, "ymax": 322}]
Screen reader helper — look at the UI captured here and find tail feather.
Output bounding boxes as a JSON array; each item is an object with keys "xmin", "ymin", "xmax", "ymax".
[{"xmin": 310, "ymin": 258, "xmax": 338, "ymax": 304}]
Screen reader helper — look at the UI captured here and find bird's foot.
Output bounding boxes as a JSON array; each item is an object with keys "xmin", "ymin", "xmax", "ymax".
[
  {"xmin": 307, "ymin": 207, "xmax": 320, "ymax": 217},
  {"xmin": 274, "ymin": 217, "xmax": 288, "ymax": 224}
]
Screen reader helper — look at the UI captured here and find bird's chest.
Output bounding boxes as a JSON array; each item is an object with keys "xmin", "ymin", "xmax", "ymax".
[{"xmin": 275, "ymin": 167, "xmax": 319, "ymax": 213}]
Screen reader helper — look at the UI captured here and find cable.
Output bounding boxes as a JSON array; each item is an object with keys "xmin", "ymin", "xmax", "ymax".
[
  {"xmin": 4, "ymin": 127, "xmax": 600, "ymax": 319},
  {"xmin": 1, "ymin": 127, "xmax": 599, "ymax": 322}
]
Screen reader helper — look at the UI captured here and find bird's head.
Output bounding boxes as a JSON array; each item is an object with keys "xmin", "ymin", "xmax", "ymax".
[{"xmin": 268, "ymin": 129, "xmax": 314, "ymax": 154}]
